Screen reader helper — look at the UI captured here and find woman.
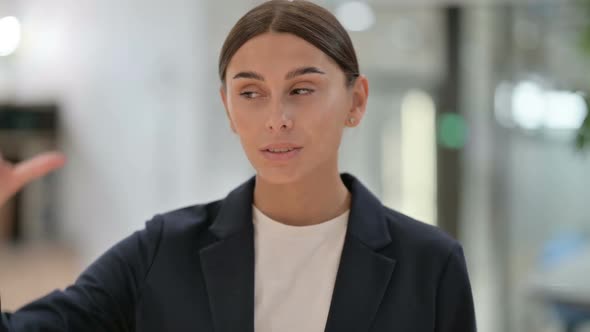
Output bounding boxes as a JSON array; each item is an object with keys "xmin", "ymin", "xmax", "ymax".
[{"xmin": 0, "ymin": 1, "xmax": 476, "ymax": 331}]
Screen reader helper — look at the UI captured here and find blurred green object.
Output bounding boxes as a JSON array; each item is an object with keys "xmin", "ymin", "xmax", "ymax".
[{"xmin": 438, "ymin": 113, "xmax": 467, "ymax": 150}]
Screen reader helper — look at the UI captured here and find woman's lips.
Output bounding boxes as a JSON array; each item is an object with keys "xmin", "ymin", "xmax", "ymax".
[{"xmin": 260, "ymin": 147, "xmax": 303, "ymax": 161}]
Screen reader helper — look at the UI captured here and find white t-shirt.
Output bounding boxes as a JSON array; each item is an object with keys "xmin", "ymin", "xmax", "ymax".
[{"xmin": 252, "ymin": 205, "xmax": 349, "ymax": 332}]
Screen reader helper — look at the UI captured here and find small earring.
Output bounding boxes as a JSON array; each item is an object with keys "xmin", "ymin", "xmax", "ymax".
[{"xmin": 348, "ymin": 117, "xmax": 356, "ymax": 125}]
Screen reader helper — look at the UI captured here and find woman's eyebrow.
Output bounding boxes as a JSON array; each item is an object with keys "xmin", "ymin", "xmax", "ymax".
[
  {"xmin": 233, "ymin": 71, "xmax": 264, "ymax": 81},
  {"xmin": 285, "ymin": 66, "xmax": 326, "ymax": 80},
  {"xmin": 232, "ymin": 66, "xmax": 326, "ymax": 81}
]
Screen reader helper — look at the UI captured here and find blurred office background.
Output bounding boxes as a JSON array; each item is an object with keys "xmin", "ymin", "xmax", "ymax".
[{"xmin": 1, "ymin": 0, "xmax": 590, "ymax": 331}]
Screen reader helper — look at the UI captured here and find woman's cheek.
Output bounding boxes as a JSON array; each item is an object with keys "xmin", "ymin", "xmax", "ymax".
[{"xmin": 232, "ymin": 102, "xmax": 262, "ymax": 124}]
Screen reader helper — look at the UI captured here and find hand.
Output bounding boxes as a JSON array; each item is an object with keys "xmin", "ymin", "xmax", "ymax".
[{"xmin": 0, "ymin": 152, "xmax": 66, "ymax": 207}]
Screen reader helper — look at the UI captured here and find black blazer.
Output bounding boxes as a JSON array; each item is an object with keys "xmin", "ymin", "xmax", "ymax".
[{"xmin": 1, "ymin": 173, "xmax": 476, "ymax": 332}]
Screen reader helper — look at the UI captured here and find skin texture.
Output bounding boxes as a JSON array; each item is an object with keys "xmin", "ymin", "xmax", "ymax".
[{"xmin": 220, "ymin": 32, "xmax": 369, "ymax": 226}]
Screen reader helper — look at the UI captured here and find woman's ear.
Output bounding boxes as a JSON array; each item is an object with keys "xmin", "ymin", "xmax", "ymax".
[
  {"xmin": 346, "ymin": 75, "xmax": 369, "ymax": 127},
  {"xmin": 220, "ymin": 86, "xmax": 237, "ymax": 133}
]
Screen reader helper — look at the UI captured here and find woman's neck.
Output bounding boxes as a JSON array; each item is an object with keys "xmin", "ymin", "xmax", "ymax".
[{"xmin": 253, "ymin": 170, "xmax": 351, "ymax": 227}]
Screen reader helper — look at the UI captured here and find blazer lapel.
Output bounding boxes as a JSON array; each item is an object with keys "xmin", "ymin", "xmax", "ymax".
[
  {"xmin": 199, "ymin": 177, "xmax": 256, "ymax": 332},
  {"xmin": 324, "ymin": 174, "xmax": 397, "ymax": 332},
  {"xmin": 323, "ymin": 235, "xmax": 396, "ymax": 332},
  {"xmin": 200, "ymin": 229, "xmax": 255, "ymax": 332}
]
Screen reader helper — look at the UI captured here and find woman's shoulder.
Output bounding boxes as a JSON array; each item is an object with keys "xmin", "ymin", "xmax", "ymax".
[
  {"xmin": 146, "ymin": 199, "xmax": 225, "ymax": 239},
  {"xmin": 380, "ymin": 204, "xmax": 462, "ymax": 260}
]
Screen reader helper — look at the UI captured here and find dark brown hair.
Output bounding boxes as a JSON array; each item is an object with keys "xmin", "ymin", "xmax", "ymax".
[{"xmin": 218, "ymin": 0, "xmax": 360, "ymax": 87}]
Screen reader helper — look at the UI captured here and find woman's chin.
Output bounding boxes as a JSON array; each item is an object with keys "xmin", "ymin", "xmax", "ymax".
[{"xmin": 255, "ymin": 167, "xmax": 305, "ymax": 185}]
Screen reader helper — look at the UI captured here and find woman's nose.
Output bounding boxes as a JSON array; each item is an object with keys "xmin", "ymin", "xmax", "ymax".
[{"xmin": 265, "ymin": 101, "xmax": 293, "ymax": 132}]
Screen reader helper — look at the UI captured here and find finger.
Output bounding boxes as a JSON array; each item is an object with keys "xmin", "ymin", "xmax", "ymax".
[{"xmin": 13, "ymin": 152, "xmax": 66, "ymax": 187}]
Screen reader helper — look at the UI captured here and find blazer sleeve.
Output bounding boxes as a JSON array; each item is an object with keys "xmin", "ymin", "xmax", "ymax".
[
  {"xmin": 1, "ymin": 215, "xmax": 164, "ymax": 332},
  {"xmin": 434, "ymin": 243, "xmax": 477, "ymax": 332}
]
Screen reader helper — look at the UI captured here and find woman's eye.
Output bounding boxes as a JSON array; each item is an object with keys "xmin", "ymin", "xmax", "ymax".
[
  {"xmin": 291, "ymin": 88, "xmax": 314, "ymax": 96},
  {"xmin": 239, "ymin": 91, "xmax": 260, "ymax": 99}
]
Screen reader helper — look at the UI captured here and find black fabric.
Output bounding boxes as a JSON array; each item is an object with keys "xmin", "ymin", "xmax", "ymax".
[{"xmin": 1, "ymin": 173, "xmax": 477, "ymax": 332}]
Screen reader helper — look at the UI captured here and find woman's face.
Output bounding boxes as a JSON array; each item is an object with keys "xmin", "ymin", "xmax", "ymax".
[{"xmin": 221, "ymin": 32, "xmax": 368, "ymax": 184}]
